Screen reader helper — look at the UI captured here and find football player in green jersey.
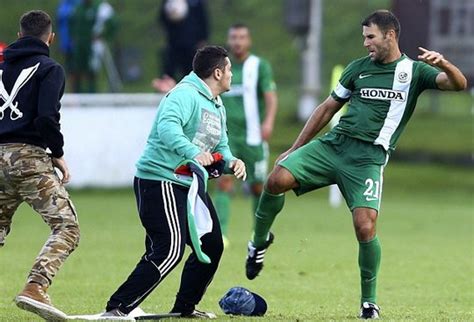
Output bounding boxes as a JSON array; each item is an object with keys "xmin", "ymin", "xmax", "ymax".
[
  {"xmin": 214, "ymin": 23, "xmax": 278, "ymax": 246},
  {"xmin": 245, "ymin": 10, "xmax": 467, "ymax": 319}
]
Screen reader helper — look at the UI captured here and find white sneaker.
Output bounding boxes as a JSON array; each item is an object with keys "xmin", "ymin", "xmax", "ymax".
[
  {"xmin": 98, "ymin": 308, "xmax": 134, "ymax": 320},
  {"xmin": 129, "ymin": 307, "xmax": 147, "ymax": 317},
  {"xmin": 187, "ymin": 309, "xmax": 217, "ymax": 319}
]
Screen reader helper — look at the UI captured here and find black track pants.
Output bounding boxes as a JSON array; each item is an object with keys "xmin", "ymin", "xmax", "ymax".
[{"xmin": 106, "ymin": 177, "xmax": 224, "ymax": 314}]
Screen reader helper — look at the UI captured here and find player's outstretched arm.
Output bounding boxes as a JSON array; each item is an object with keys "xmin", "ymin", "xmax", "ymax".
[
  {"xmin": 289, "ymin": 96, "xmax": 344, "ymax": 151},
  {"xmin": 274, "ymin": 97, "xmax": 343, "ymax": 165},
  {"xmin": 418, "ymin": 47, "xmax": 467, "ymax": 91}
]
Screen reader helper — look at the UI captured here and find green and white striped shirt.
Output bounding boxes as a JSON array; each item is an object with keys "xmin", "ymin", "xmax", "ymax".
[
  {"xmin": 331, "ymin": 54, "xmax": 440, "ymax": 152},
  {"xmin": 222, "ymin": 54, "xmax": 276, "ymax": 146}
]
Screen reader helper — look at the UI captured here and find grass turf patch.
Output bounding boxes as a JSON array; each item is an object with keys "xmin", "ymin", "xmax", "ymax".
[{"xmin": 0, "ymin": 163, "xmax": 472, "ymax": 321}]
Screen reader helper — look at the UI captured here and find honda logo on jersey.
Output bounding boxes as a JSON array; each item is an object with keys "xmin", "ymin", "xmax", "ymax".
[
  {"xmin": 360, "ymin": 88, "xmax": 406, "ymax": 102},
  {"xmin": 0, "ymin": 63, "xmax": 40, "ymax": 120}
]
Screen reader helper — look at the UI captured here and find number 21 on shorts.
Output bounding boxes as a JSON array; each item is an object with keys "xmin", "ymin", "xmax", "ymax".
[{"xmin": 363, "ymin": 178, "xmax": 380, "ymax": 202}]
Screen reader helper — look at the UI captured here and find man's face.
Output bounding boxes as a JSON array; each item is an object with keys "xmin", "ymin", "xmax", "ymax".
[
  {"xmin": 219, "ymin": 57, "xmax": 233, "ymax": 93},
  {"xmin": 227, "ymin": 27, "xmax": 251, "ymax": 58},
  {"xmin": 363, "ymin": 24, "xmax": 391, "ymax": 63}
]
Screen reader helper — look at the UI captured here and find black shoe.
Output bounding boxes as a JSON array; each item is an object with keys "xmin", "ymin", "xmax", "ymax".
[
  {"xmin": 359, "ymin": 302, "xmax": 380, "ymax": 319},
  {"xmin": 245, "ymin": 232, "xmax": 274, "ymax": 280}
]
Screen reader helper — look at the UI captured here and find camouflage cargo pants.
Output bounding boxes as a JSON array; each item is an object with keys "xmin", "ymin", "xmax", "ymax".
[{"xmin": 0, "ymin": 143, "xmax": 80, "ymax": 287}]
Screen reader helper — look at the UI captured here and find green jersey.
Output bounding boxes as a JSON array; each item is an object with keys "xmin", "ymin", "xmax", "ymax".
[
  {"xmin": 222, "ymin": 54, "xmax": 276, "ymax": 145},
  {"xmin": 330, "ymin": 54, "xmax": 440, "ymax": 152},
  {"xmin": 136, "ymin": 72, "xmax": 236, "ymax": 186}
]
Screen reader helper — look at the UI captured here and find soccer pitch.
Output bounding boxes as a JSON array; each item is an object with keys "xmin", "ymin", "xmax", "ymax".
[{"xmin": 0, "ymin": 163, "xmax": 472, "ymax": 321}]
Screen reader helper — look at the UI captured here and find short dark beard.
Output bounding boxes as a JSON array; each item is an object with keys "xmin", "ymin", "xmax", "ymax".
[{"xmin": 373, "ymin": 36, "xmax": 391, "ymax": 63}]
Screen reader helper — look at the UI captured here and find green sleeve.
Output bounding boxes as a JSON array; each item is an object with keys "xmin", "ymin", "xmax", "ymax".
[
  {"xmin": 157, "ymin": 91, "xmax": 201, "ymax": 159},
  {"xmin": 258, "ymin": 59, "xmax": 277, "ymax": 93},
  {"xmin": 414, "ymin": 61, "xmax": 440, "ymax": 90},
  {"xmin": 330, "ymin": 60, "xmax": 358, "ymax": 103}
]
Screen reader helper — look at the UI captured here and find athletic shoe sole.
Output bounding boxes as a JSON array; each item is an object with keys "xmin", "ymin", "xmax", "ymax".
[
  {"xmin": 68, "ymin": 313, "xmax": 181, "ymax": 321},
  {"xmin": 15, "ymin": 295, "xmax": 67, "ymax": 321},
  {"xmin": 134, "ymin": 313, "xmax": 183, "ymax": 320},
  {"xmin": 67, "ymin": 313, "xmax": 135, "ymax": 320}
]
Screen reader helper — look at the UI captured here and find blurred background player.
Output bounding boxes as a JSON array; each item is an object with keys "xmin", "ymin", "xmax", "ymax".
[
  {"xmin": 0, "ymin": 10, "xmax": 80, "ymax": 321},
  {"xmin": 215, "ymin": 23, "xmax": 278, "ymax": 245},
  {"xmin": 56, "ymin": 0, "xmax": 78, "ymax": 85},
  {"xmin": 90, "ymin": 0, "xmax": 120, "ymax": 92},
  {"xmin": 69, "ymin": 0, "xmax": 99, "ymax": 92},
  {"xmin": 152, "ymin": 0, "xmax": 209, "ymax": 92},
  {"xmin": 245, "ymin": 10, "xmax": 467, "ymax": 319}
]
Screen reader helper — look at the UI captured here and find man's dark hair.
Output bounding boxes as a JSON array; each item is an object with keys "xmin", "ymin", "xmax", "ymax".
[
  {"xmin": 20, "ymin": 10, "xmax": 52, "ymax": 39},
  {"xmin": 362, "ymin": 10, "xmax": 400, "ymax": 39},
  {"xmin": 229, "ymin": 23, "xmax": 250, "ymax": 31},
  {"xmin": 193, "ymin": 45, "xmax": 229, "ymax": 79}
]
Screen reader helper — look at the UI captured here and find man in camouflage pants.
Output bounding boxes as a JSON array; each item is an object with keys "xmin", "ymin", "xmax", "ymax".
[{"xmin": 0, "ymin": 10, "xmax": 80, "ymax": 321}]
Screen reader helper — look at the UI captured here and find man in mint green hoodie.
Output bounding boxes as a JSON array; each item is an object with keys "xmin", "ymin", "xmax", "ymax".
[{"xmin": 103, "ymin": 45, "xmax": 246, "ymax": 319}]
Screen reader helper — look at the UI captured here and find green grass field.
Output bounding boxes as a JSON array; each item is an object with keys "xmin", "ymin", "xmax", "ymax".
[{"xmin": 0, "ymin": 163, "xmax": 472, "ymax": 321}]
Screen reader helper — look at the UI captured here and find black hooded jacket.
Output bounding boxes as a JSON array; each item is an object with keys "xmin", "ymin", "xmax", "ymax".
[{"xmin": 0, "ymin": 36, "xmax": 65, "ymax": 158}]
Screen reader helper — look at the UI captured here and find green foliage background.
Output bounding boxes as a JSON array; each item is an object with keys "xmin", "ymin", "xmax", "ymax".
[
  {"xmin": 0, "ymin": 1, "xmax": 471, "ymax": 156},
  {"xmin": 0, "ymin": 0, "xmax": 392, "ymax": 91}
]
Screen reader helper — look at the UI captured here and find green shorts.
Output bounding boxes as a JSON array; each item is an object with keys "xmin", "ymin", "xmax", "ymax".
[
  {"xmin": 278, "ymin": 133, "xmax": 388, "ymax": 211},
  {"xmin": 229, "ymin": 140, "xmax": 268, "ymax": 184}
]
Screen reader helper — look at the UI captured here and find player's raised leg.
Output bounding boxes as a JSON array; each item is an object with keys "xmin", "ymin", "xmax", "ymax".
[{"xmin": 246, "ymin": 165, "xmax": 297, "ymax": 280}]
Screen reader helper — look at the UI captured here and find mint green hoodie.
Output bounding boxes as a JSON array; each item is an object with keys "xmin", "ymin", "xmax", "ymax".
[{"xmin": 136, "ymin": 72, "xmax": 236, "ymax": 186}]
